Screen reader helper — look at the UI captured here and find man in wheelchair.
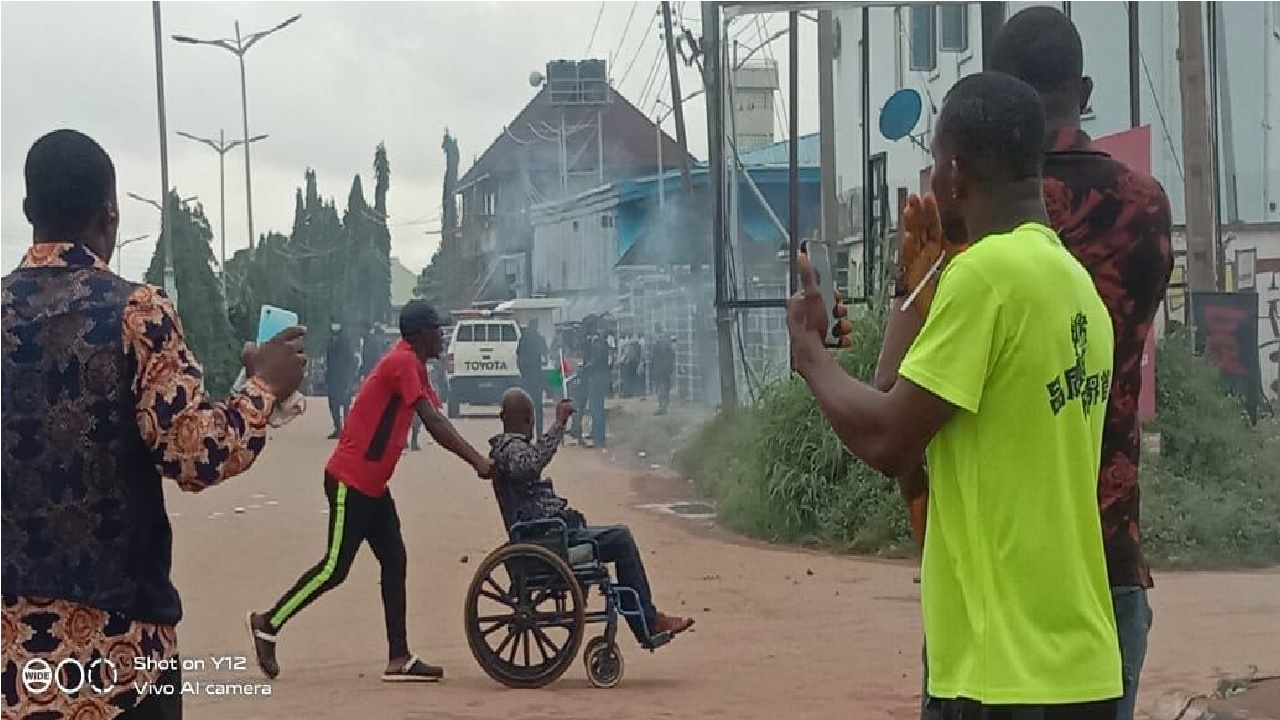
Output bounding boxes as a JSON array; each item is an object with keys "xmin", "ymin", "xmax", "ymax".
[{"xmin": 489, "ymin": 388, "xmax": 695, "ymax": 645}]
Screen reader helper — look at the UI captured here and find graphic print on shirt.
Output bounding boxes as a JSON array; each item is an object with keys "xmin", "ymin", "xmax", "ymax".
[{"xmin": 1045, "ymin": 312, "xmax": 1112, "ymax": 417}]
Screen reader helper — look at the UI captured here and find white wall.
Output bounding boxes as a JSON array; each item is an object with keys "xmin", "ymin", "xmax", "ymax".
[
  {"xmin": 831, "ymin": 1, "xmax": 1280, "ymax": 228},
  {"xmin": 531, "ymin": 209, "xmax": 618, "ymax": 295}
]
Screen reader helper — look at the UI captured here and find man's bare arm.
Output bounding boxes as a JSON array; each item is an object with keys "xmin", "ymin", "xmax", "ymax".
[
  {"xmin": 874, "ymin": 301, "xmax": 930, "ymax": 489},
  {"xmin": 793, "ymin": 336, "xmax": 955, "ymax": 479},
  {"xmin": 415, "ymin": 398, "xmax": 488, "ymax": 469}
]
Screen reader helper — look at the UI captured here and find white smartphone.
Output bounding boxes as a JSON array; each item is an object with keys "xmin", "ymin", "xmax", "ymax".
[
  {"xmin": 802, "ymin": 241, "xmax": 840, "ymax": 346},
  {"xmin": 256, "ymin": 304, "xmax": 299, "ymax": 345}
]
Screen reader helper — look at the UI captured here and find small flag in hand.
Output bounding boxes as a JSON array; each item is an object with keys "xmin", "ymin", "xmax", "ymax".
[{"xmin": 547, "ymin": 352, "xmax": 573, "ymax": 391}]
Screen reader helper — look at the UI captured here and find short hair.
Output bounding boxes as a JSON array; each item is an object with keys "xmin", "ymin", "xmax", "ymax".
[
  {"xmin": 937, "ymin": 72, "xmax": 1046, "ymax": 184},
  {"xmin": 988, "ymin": 6, "xmax": 1083, "ymax": 94},
  {"xmin": 24, "ymin": 129, "xmax": 116, "ymax": 237}
]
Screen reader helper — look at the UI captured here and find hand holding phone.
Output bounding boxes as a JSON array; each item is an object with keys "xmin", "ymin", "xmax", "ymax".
[{"xmin": 257, "ymin": 305, "xmax": 300, "ymax": 344}]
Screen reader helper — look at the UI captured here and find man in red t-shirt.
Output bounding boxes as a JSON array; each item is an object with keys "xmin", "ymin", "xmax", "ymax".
[{"xmin": 247, "ymin": 300, "xmax": 494, "ymax": 683}]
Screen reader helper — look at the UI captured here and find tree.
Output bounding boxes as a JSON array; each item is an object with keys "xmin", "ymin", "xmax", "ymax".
[
  {"xmin": 144, "ymin": 191, "xmax": 241, "ymax": 394},
  {"xmin": 424, "ymin": 129, "xmax": 461, "ymax": 311},
  {"xmin": 413, "ymin": 245, "xmax": 445, "ymax": 308}
]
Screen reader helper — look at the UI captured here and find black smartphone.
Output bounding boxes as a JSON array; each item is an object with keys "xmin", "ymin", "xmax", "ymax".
[{"xmin": 801, "ymin": 240, "xmax": 840, "ymax": 346}]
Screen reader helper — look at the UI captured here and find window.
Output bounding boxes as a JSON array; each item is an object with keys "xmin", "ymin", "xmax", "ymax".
[
  {"xmin": 456, "ymin": 325, "xmax": 475, "ymax": 342},
  {"xmin": 601, "ymin": 214, "xmax": 614, "ymax": 228},
  {"xmin": 909, "ymin": 4, "xmax": 937, "ymax": 72},
  {"xmin": 939, "ymin": 3, "xmax": 969, "ymax": 52},
  {"xmin": 499, "ymin": 324, "xmax": 519, "ymax": 342}
]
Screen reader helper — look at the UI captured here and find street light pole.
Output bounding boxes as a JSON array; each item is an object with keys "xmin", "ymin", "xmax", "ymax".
[
  {"xmin": 115, "ymin": 235, "xmax": 151, "ymax": 274},
  {"xmin": 172, "ymin": 13, "xmax": 301, "ymax": 252},
  {"xmin": 235, "ymin": 21, "xmax": 256, "ymax": 250},
  {"xmin": 176, "ymin": 129, "xmax": 266, "ymax": 302},
  {"xmin": 152, "ymin": 1, "xmax": 176, "ymax": 302}
]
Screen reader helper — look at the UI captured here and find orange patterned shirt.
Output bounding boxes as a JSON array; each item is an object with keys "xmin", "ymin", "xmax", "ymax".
[{"xmin": 2, "ymin": 243, "xmax": 276, "ymax": 720}]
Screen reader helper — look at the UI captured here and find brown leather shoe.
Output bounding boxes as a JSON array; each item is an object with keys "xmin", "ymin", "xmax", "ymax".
[{"xmin": 653, "ymin": 613, "xmax": 694, "ymax": 636}]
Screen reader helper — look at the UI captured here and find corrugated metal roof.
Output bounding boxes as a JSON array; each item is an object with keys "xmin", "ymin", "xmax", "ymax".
[{"xmin": 729, "ymin": 132, "xmax": 822, "ymax": 167}]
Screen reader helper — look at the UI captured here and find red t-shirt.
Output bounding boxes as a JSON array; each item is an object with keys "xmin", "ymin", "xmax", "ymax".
[{"xmin": 326, "ymin": 340, "xmax": 439, "ymax": 496}]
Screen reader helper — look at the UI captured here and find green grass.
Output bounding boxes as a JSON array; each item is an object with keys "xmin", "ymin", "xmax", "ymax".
[{"xmin": 677, "ymin": 314, "xmax": 1280, "ymax": 570}]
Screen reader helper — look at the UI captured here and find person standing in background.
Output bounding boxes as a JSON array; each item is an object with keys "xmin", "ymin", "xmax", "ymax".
[
  {"xmin": 2, "ymin": 128, "xmax": 307, "ymax": 720},
  {"xmin": 650, "ymin": 325, "xmax": 675, "ymax": 416},
  {"xmin": 360, "ymin": 323, "xmax": 387, "ymax": 381},
  {"xmin": 580, "ymin": 316, "xmax": 611, "ymax": 447},
  {"xmin": 516, "ymin": 318, "xmax": 548, "ymax": 437},
  {"xmin": 987, "ymin": 10, "xmax": 1173, "ymax": 717},
  {"xmin": 326, "ymin": 319, "xmax": 359, "ymax": 439},
  {"xmin": 407, "ymin": 358, "xmax": 447, "ymax": 451}
]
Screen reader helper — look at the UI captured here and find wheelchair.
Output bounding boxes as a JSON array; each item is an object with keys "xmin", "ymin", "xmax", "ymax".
[{"xmin": 464, "ymin": 517, "xmax": 671, "ymax": 689}]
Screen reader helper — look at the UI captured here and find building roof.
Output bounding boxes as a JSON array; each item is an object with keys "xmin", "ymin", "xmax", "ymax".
[
  {"xmin": 729, "ymin": 132, "xmax": 822, "ymax": 167},
  {"xmin": 458, "ymin": 81, "xmax": 699, "ymax": 188}
]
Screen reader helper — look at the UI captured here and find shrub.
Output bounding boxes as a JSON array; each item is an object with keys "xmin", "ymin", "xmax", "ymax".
[{"xmin": 681, "ymin": 316, "xmax": 1280, "ymax": 568}]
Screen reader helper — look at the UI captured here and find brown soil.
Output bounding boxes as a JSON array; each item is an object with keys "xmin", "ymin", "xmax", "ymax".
[{"xmin": 167, "ymin": 406, "xmax": 1279, "ymax": 719}]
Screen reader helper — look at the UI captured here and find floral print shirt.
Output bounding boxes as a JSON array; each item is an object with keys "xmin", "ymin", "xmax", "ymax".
[
  {"xmin": 2, "ymin": 243, "xmax": 276, "ymax": 720},
  {"xmin": 1044, "ymin": 129, "xmax": 1174, "ymax": 589}
]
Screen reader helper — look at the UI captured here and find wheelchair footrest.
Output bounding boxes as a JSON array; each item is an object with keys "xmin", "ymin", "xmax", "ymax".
[{"xmin": 642, "ymin": 631, "xmax": 672, "ymax": 652}]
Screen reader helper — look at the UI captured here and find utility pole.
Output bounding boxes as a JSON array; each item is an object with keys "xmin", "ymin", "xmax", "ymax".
[
  {"xmin": 702, "ymin": 1, "xmax": 738, "ymax": 409},
  {"xmin": 661, "ymin": 2, "xmax": 695, "ymax": 256},
  {"xmin": 817, "ymin": 10, "xmax": 839, "ymax": 252},
  {"xmin": 660, "ymin": 2, "xmax": 692, "ymax": 195},
  {"xmin": 787, "ymin": 10, "xmax": 800, "ymax": 295},
  {"xmin": 1127, "ymin": 2, "xmax": 1141, "ymax": 128},
  {"xmin": 152, "ymin": 1, "xmax": 176, "ymax": 303},
  {"xmin": 1177, "ymin": 1, "xmax": 1218, "ymax": 293}
]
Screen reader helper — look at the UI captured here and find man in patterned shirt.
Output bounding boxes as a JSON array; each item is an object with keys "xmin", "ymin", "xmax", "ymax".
[
  {"xmin": 488, "ymin": 389, "xmax": 694, "ymax": 645},
  {"xmin": 990, "ymin": 10, "xmax": 1174, "ymax": 719},
  {"xmin": 2, "ymin": 129, "xmax": 307, "ymax": 720}
]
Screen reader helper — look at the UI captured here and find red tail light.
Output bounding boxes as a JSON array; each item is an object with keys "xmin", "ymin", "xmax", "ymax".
[{"xmin": 446, "ymin": 352, "xmax": 455, "ymax": 374}]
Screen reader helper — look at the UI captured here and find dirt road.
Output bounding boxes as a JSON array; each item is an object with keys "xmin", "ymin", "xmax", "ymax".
[{"xmin": 167, "ymin": 407, "xmax": 1279, "ymax": 720}]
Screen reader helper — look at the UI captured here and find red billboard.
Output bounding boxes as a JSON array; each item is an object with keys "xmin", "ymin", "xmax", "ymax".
[{"xmin": 1092, "ymin": 126, "xmax": 1158, "ymax": 423}]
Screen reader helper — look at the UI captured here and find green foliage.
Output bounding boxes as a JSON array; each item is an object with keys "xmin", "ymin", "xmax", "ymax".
[
  {"xmin": 143, "ymin": 192, "xmax": 240, "ymax": 395},
  {"xmin": 413, "ymin": 245, "xmax": 445, "ymax": 308},
  {"xmin": 677, "ymin": 304, "xmax": 915, "ymax": 555},
  {"xmin": 224, "ymin": 145, "xmax": 395, "ymax": 351},
  {"xmin": 1140, "ymin": 325, "xmax": 1280, "ymax": 568},
  {"xmin": 681, "ymin": 315, "xmax": 1280, "ymax": 568}
]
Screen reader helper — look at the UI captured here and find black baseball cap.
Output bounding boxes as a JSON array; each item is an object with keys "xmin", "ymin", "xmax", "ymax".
[{"xmin": 399, "ymin": 300, "xmax": 444, "ymax": 338}]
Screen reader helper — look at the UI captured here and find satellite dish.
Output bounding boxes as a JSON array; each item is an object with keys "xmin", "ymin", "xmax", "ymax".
[
  {"xmin": 529, "ymin": 71, "xmax": 545, "ymax": 88},
  {"xmin": 879, "ymin": 88, "xmax": 923, "ymax": 142}
]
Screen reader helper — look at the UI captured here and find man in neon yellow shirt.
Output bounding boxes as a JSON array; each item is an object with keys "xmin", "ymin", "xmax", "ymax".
[{"xmin": 787, "ymin": 72, "xmax": 1121, "ymax": 718}]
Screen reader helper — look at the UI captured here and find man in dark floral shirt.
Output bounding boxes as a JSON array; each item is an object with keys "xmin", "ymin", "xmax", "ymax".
[
  {"xmin": 989, "ymin": 9, "xmax": 1174, "ymax": 720},
  {"xmin": 488, "ymin": 389, "xmax": 694, "ymax": 644}
]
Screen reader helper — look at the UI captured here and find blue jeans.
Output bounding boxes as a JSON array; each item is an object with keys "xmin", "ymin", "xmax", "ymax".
[
  {"xmin": 1111, "ymin": 586, "xmax": 1152, "ymax": 720},
  {"xmin": 920, "ymin": 586, "xmax": 1153, "ymax": 720}
]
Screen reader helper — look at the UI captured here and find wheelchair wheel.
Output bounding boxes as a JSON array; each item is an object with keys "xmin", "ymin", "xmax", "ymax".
[
  {"xmin": 583, "ymin": 636, "xmax": 625, "ymax": 689},
  {"xmin": 465, "ymin": 542, "xmax": 586, "ymax": 689}
]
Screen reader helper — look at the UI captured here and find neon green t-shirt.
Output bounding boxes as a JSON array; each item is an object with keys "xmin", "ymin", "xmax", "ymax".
[{"xmin": 899, "ymin": 222, "xmax": 1122, "ymax": 705}]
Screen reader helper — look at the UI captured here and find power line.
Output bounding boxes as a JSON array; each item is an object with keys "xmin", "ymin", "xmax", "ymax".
[
  {"xmin": 584, "ymin": 1, "xmax": 607, "ymax": 57},
  {"xmin": 617, "ymin": 3, "xmax": 660, "ymax": 87},
  {"xmin": 609, "ymin": 2, "xmax": 640, "ymax": 69}
]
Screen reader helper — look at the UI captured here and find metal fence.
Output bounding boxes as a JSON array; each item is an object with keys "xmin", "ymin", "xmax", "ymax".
[{"xmin": 614, "ymin": 269, "xmax": 792, "ymax": 406}]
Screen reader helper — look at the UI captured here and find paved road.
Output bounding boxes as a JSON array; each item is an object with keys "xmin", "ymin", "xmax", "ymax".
[{"xmin": 164, "ymin": 405, "xmax": 1279, "ymax": 719}]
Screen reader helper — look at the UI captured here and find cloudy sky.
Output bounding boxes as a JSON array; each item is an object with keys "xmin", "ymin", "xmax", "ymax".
[{"xmin": 2, "ymin": 1, "xmax": 819, "ymax": 280}]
